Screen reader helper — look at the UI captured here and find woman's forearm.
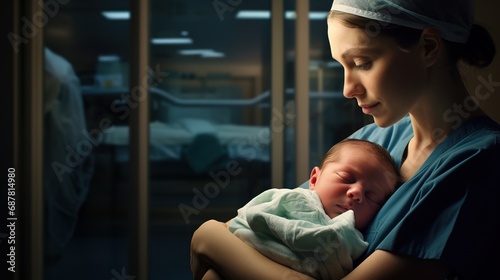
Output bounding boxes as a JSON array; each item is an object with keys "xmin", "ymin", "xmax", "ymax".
[
  {"xmin": 342, "ymin": 250, "xmax": 450, "ymax": 280},
  {"xmin": 191, "ymin": 219, "xmax": 314, "ymax": 280}
]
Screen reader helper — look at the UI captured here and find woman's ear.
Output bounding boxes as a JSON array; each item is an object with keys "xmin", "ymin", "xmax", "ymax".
[
  {"xmin": 420, "ymin": 26, "xmax": 442, "ymax": 67},
  {"xmin": 309, "ymin": 167, "xmax": 320, "ymax": 190}
]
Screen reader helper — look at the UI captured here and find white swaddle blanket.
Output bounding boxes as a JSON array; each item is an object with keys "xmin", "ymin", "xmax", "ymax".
[{"xmin": 229, "ymin": 188, "xmax": 368, "ymax": 279}]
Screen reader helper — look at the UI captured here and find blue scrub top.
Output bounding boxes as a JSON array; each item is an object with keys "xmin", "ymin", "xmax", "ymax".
[{"xmin": 349, "ymin": 115, "xmax": 500, "ymax": 279}]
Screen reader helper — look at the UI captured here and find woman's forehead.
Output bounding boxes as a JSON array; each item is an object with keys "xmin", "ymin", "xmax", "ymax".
[{"xmin": 327, "ymin": 18, "xmax": 375, "ymax": 58}]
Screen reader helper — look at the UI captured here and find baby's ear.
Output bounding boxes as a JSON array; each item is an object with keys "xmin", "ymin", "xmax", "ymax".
[{"xmin": 309, "ymin": 167, "xmax": 320, "ymax": 190}]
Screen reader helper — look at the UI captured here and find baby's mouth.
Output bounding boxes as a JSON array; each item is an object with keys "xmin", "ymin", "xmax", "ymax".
[{"xmin": 337, "ymin": 204, "xmax": 350, "ymax": 212}]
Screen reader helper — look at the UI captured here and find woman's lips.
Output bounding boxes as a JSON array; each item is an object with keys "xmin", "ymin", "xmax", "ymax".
[{"xmin": 360, "ymin": 103, "xmax": 379, "ymax": 114}]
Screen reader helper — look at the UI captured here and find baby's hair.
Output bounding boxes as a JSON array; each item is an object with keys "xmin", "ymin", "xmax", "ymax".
[
  {"xmin": 328, "ymin": 11, "xmax": 496, "ymax": 68},
  {"xmin": 320, "ymin": 138, "xmax": 401, "ymax": 186}
]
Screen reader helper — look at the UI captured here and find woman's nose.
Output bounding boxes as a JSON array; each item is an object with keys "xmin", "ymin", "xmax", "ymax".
[{"xmin": 343, "ymin": 71, "xmax": 364, "ymax": 99}]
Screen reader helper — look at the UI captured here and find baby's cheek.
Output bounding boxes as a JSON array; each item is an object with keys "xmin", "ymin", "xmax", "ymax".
[{"xmin": 355, "ymin": 207, "xmax": 377, "ymax": 229}]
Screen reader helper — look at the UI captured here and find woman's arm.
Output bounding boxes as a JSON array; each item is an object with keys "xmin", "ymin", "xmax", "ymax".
[
  {"xmin": 190, "ymin": 220, "xmax": 452, "ymax": 279},
  {"xmin": 343, "ymin": 249, "xmax": 451, "ymax": 280},
  {"xmin": 190, "ymin": 219, "xmax": 314, "ymax": 280}
]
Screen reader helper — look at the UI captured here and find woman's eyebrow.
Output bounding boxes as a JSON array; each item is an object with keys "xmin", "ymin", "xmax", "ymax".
[
  {"xmin": 341, "ymin": 46, "xmax": 380, "ymax": 60},
  {"xmin": 341, "ymin": 49, "xmax": 355, "ymax": 59}
]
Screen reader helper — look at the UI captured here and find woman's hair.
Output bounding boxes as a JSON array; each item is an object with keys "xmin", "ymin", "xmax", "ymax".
[{"xmin": 329, "ymin": 11, "xmax": 496, "ymax": 68}]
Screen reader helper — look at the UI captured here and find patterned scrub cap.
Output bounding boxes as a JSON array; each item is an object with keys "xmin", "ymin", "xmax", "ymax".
[{"xmin": 330, "ymin": 0, "xmax": 473, "ymax": 43}]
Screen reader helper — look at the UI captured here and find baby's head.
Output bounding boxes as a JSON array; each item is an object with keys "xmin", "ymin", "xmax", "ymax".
[{"xmin": 309, "ymin": 139, "xmax": 400, "ymax": 230}]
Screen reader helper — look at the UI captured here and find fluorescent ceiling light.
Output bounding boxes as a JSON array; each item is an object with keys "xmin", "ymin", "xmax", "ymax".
[
  {"xmin": 178, "ymin": 49, "xmax": 225, "ymax": 58},
  {"xmin": 202, "ymin": 51, "xmax": 225, "ymax": 58},
  {"xmin": 309, "ymin": 12, "xmax": 329, "ymax": 20},
  {"xmin": 98, "ymin": 55, "xmax": 120, "ymax": 61},
  {"xmin": 327, "ymin": 61, "xmax": 342, "ymax": 68},
  {"xmin": 288, "ymin": 11, "xmax": 328, "ymax": 20},
  {"xmin": 102, "ymin": 10, "xmax": 327, "ymax": 21},
  {"xmin": 178, "ymin": 49, "xmax": 214, "ymax": 55},
  {"xmin": 285, "ymin": 11, "xmax": 295, "ymax": 19},
  {"xmin": 102, "ymin": 11, "xmax": 130, "ymax": 20},
  {"xmin": 236, "ymin": 10, "xmax": 328, "ymax": 20},
  {"xmin": 236, "ymin": 10, "xmax": 271, "ymax": 19},
  {"xmin": 151, "ymin": 38, "xmax": 193, "ymax": 44}
]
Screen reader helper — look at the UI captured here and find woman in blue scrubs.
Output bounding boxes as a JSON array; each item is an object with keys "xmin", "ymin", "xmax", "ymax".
[{"xmin": 190, "ymin": 0, "xmax": 500, "ymax": 279}]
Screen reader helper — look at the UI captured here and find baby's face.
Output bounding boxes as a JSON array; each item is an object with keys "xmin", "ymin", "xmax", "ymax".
[{"xmin": 309, "ymin": 148, "xmax": 397, "ymax": 230}]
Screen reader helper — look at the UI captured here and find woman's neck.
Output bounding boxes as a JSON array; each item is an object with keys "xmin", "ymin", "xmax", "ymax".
[
  {"xmin": 409, "ymin": 69, "xmax": 485, "ymax": 149},
  {"xmin": 401, "ymin": 69, "xmax": 486, "ymax": 180}
]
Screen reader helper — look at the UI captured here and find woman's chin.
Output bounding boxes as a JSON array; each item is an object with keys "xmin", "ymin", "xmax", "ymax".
[{"xmin": 372, "ymin": 115, "xmax": 400, "ymax": 128}]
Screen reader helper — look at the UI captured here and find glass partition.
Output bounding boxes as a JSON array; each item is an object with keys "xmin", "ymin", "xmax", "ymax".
[
  {"xmin": 41, "ymin": 1, "xmax": 276, "ymax": 278},
  {"xmin": 40, "ymin": 0, "xmax": 368, "ymax": 279},
  {"xmin": 282, "ymin": 0, "xmax": 368, "ymax": 187},
  {"xmin": 148, "ymin": 1, "xmax": 272, "ymax": 278},
  {"xmin": 43, "ymin": 1, "xmax": 132, "ymax": 279}
]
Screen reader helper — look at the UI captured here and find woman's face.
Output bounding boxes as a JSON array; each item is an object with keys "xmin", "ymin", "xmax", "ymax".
[
  {"xmin": 309, "ymin": 146, "xmax": 397, "ymax": 230},
  {"xmin": 327, "ymin": 17, "xmax": 427, "ymax": 127}
]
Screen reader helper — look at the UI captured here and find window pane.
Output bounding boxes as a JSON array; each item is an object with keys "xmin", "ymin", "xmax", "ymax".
[
  {"xmin": 309, "ymin": 1, "xmax": 368, "ymax": 167},
  {"xmin": 43, "ymin": 1, "xmax": 132, "ymax": 279},
  {"xmin": 148, "ymin": 1, "xmax": 272, "ymax": 279},
  {"xmin": 282, "ymin": 0, "xmax": 368, "ymax": 188}
]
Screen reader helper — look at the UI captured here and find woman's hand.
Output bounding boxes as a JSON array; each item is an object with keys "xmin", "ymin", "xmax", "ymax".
[{"xmin": 190, "ymin": 219, "xmax": 314, "ymax": 280}]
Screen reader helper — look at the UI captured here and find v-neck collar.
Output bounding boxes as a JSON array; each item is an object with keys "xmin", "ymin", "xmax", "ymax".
[{"xmin": 396, "ymin": 115, "xmax": 497, "ymax": 183}]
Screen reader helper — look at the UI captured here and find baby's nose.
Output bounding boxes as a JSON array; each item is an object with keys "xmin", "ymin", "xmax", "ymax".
[{"xmin": 346, "ymin": 184, "xmax": 363, "ymax": 204}]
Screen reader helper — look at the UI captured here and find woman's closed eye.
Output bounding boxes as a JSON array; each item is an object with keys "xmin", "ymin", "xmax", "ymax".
[{"xmin": 354, "ymin": 61, "xmax": 372, "ymax": 70}]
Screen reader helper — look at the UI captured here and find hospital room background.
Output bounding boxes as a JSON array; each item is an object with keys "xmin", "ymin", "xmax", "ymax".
[{"xmin": 4, "ymin": 0, "xmax": 500, "ymax": 280}]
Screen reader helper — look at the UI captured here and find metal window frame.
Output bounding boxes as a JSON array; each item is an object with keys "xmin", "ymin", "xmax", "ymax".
[
  {"xmin": 129, "ymin": 0, "xmax": 149, "ymax": 279},
  {"xmin": 271, "ymin": 0, "xmax": 285, "ymax": 187},
  {"xmin": 294, "ymin": 0, "xmax": 310, "ymax": 185}
]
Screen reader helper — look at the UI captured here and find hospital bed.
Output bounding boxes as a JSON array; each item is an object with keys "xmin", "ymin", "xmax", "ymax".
[
  {"xmin": 82, "ymin": 86, "xmax": 272, "ymax": 178},
  {"xmin": 81, "ymin": 86, "xmax": 346, "ymax": 179}
]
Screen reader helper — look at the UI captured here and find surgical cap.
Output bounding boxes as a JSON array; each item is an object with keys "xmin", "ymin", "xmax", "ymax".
[{"xmin": 330, "ymin": 0, "xmax": 473, "ymax": 43}]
